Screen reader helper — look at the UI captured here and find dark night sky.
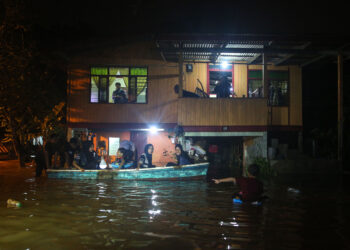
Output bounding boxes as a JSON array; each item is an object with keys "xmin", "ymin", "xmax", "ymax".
[{"xmin": 26, "ymin": 0, "xmax": 346, "ymax": 38}]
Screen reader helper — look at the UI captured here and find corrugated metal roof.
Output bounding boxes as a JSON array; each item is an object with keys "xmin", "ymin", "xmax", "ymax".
[{"xmin": 157, "ymin": 34, "xmax": 350, "ymax": 65}]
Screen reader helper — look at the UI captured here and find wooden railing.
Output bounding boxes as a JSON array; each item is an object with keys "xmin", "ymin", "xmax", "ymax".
[{"xmin": 178, "ymin": 98, "xmax": 268, "ymax": 126}]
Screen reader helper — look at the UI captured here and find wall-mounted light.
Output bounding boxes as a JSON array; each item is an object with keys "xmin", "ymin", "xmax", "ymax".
[
  {"xmin": 221, "ymin": 61, "xmax": 229, "ymax": 69},
  {"xmin": 137, "ymin": 126, "xmax": 164, "ymax": 134},
  {"xmin": 149, "ymin": 126, "xmax": 159, "ymax": 134},
  {"xmin": 186, "ymin": 64, "xmax": 193, "ymax": 72}
]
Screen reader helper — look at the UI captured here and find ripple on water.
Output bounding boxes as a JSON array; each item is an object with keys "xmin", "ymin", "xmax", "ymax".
[{"xmin": 0, "ymin": 177, "xmax": 349, "ymax": 249}]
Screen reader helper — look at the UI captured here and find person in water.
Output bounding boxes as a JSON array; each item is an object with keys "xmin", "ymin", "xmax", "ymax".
[
  {"xmin": 137, "ymin": 144, "xmax": 155, "ymax": 169},
  {"xmin": 212, "ymin": 164, "xmax": 263, "ymax": 202},
  {"xmin": 114, "ymin": 148, "xmax": 134, "ymax": 169},
  {"xmin": 175, "ymin": 144, "xmax": 192, "ymax": 166}
]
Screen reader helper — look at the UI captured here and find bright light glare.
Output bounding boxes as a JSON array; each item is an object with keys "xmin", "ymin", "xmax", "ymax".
[
  {"xmin": 99, "ymin": 163, "xmax": 107, "ymax": 169},
  {"xmin": 221, "ymin": 61, "xmax": 229, "ymax": 69},
  {"xmin": 148, "ymin": 209, "xmax": 161, "ymax": 215},
  {"xmin": 148, "ymin": 126, "xmax": 164, "ymax": 134}
]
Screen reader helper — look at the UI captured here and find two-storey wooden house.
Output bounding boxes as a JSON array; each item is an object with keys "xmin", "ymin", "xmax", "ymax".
[{"xmin": 67, "ymin": 34, "xmax": 344, "ymax": 168}]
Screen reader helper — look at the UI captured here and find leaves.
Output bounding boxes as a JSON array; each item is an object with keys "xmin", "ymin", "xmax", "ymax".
[{"xmin": 0, "ymin": 0, "xmax": 66, "ymax": 166}]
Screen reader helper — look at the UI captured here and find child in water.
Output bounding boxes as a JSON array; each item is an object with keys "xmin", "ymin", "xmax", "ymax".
[{"xmin": 212, "ymin": 164, "xmax": 263, "ymax": 202}]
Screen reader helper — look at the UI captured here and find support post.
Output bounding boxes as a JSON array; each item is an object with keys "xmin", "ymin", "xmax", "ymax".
[
  {"xmin": 337, "ymin": 53, "xmax": 343, "ymax": 169},
  {"xmin": 178, "ymin": 52, "xmax": 183, "ymax": 98},
  {"xmin": 262, "ymin": 53, "xmax": 269, "ymax": 98},
  {"xmin": 263, "ymin": 53, "xmax": 271, "ymax": 125}
]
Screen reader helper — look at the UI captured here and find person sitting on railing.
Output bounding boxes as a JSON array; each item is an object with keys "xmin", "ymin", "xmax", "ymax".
[{"xmin": 174, "ymin": 84, "xmax": 200, "ymax": 98}]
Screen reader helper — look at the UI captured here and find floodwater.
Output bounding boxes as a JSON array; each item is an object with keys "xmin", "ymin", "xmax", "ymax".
[{"xmin": 1, "ymin": 164, "xmax": 350, "ymax": 249}]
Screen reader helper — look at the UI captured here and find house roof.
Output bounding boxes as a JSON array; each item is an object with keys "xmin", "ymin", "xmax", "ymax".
[{"xmin": 155, "ymin": 34, "xmax": 350, "ymax": 66}]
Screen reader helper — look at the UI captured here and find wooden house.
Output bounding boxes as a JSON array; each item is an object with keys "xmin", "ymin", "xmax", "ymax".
[{"xmin": 66, "ymin": 34, "xmax": 345, "ymax": 168}]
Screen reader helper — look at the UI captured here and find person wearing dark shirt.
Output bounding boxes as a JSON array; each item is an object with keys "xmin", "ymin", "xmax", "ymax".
[
  {"xmin": 175, "ymin": 144, "xmax": 192, "ymax": 166},
  {"xmin": 214, "ymin": 76, "xmax": 231, "ymax": 98},
  {"xmin": 212, "ymin": 164, "xmax": 263, "ymax": 202},
  {"xmin": 34, "ymin": 145, "xmax": 46, "ymax": 177},
  {"xmin": 44, "ymin": 134, "xmax": 59, "ymax": 169},
  {"xmin": 79, "ymin": 141, "xmax": 99, "ymax": 170},
  {"xmin": 112, "ymin": 82, "xmax": 128, "ymax": 104},
  {"xmin": 137, "ymin": 144, "xmax": 155, "ymax": 169},
  {"xmin": 174, "ymin": 84, "xmax": 200, "ymax": 98},
  {"xmin": 64, "ymin": 138, "xmax": 79, "ymax": 169}
]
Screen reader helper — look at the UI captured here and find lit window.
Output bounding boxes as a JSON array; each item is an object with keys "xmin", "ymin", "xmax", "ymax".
[
  {"xmin": 90, "ymin": 66, "xmax": 148, "ymax": 104},
  {"xmin": 247, "ymin": 70, "xmax": 289, "ymax": 106}
]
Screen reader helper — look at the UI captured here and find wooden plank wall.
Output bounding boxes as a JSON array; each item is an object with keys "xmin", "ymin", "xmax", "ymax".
[
  {"xmin": 178, "ymin": 98, "xmax": 268, "ymax": 126},
  {"xmin": 67, "ymin": 42, "xmax": 179, "ymax": 124},
  {"xmin": 271, "ymin": 107, "xmax": 289, "ymax": 125},
  {"xmin": 183, "ymin": 63, "xmax": 207, "ymax": 93},
  {"xmin": 234, "ymin": 64, "xmax": 247, "ymax": 97}
]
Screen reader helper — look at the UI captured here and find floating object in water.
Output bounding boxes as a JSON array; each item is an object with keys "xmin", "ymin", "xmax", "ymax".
[
  {"xmin": 251, "ymin": 201, "xmax": 262, "ymax": 206},
  {"xmin": 232, "ymin": 196, "xmax": 263, "ymax": 206},
  {"xmin": 233, "ymin": 198, "xmax": 243, "ymax": 204},
  {"xmin": 7, "ymin": 199, "xmax": 22, "ymax": 208},
  {"xmin": 287, "ymin": 187, "xmax": 300, "ymax": 194}
]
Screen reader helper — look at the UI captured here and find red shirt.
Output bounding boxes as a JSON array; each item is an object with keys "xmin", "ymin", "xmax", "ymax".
[{"xmin": 236, "ymin": 177, "xmax": 263, "ymax": 202}]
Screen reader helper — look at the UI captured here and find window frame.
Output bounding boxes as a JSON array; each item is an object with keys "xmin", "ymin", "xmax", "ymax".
[
  {"xmin": 206, "ymin": 63, "xmax": 234, "ymax": 97},
  {"xmin": 247, "ymin": 68, "xmax": 290, "ymax": 107},
  {"xmin": 89, "ymin": 65, "xmax": 149, "ymax": 104}
]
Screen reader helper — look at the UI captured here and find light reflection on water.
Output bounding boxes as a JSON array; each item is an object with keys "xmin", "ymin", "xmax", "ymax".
[{"xmin": 0, "ymin": 176, "xmax": 349, "ymax": 249}]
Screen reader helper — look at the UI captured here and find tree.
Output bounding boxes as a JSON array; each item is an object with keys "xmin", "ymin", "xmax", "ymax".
[{"xmin": 0, "ymin": 0, "xmax": 66, "ymax": 167}]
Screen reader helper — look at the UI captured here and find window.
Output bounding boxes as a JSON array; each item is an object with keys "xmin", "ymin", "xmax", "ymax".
[
  {"xmin": 247, "ymin": 70, "xmax": 289, "ymax": 106},
  {"xmin": 108, "ymin": 137, "xmax": 120, "ymax": 156},
  {"xmin": 248, "ymin": 70, "xmax": 263, "ymax": 98},
  {"xmin": 90, "ymin": 66, "xmax": 148, "ymax": 104},
  {"xmin": 207, "ymin": 64, "xmax": 234, "ymax": 98}
]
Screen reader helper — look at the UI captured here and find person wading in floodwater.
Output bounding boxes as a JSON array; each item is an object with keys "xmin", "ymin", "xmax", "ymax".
[{"xmin": 212, "ymin": 164, "xmax": 264, "ymax": 202}]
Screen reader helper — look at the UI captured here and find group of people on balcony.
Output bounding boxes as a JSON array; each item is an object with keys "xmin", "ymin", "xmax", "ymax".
[{"xmin": 175, "ymin": 76, "xmax": 237, "ymax": 98}]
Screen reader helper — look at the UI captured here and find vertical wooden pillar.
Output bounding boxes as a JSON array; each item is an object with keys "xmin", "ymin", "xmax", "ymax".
[
  {"xmin": 262, "ymin": 53, "xmax": 269, "ymax": 98},
  {"xmin": 263, "ymin": 53, "xmax": 271, "ymax": 125},
  {"xmin": 337, "ymin": 53, "xmax": 343, "ymax": 167},
  {"xmin": 178, "ymin": 52, "xmax": 183, "ymax": 98}
]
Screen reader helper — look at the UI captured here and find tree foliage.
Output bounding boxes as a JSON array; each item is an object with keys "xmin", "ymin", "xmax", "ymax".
[{"xmin": 0, "ymin": 0, "xmax": 66, "ymax": 166}]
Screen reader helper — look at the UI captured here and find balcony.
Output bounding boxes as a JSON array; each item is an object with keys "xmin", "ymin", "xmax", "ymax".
[{"xmin": 177, "ymin": 98, "xmax": 268, "ymax": 126}]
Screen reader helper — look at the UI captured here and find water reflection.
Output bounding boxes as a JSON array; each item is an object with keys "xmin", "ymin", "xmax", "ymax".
[{"xmin": 0, "ymin": 176, "xmax": 349, "ymax": 249}]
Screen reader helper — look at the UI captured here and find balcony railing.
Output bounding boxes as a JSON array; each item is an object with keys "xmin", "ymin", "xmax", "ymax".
[{"xmin": 178, "ymin": 98, "xmax": 268, "ymax": 126}]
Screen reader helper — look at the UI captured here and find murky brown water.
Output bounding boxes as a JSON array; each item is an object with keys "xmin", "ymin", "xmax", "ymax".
[{"xmin": 1, "ymin": 163, "xmax": 350, "ymax": 249}]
